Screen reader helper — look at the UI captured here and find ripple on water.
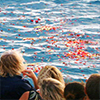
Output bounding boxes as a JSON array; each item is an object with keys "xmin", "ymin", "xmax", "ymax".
[{"xmin": 0, "ymin": 0, "xmax": 100, "ymax": 83}]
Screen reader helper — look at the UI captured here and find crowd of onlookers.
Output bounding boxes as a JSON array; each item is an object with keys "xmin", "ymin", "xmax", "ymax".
[{"xmin": 0, "ymin": 50, "xmax": 100, "ymax": 100}]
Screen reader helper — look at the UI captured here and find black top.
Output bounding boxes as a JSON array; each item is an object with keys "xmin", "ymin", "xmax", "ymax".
[{"xmin": 0, "ymin": 75, "xmax": 41, "ymax": 100}]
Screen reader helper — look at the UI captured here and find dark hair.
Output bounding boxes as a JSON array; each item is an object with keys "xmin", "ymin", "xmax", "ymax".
[
  {"xmin": 86, "ymin": 74, "xmax": 100, "ymax": 99},
  {"xmin": 64, "ymin": 82, "xmax": 86, "ymax": 100}
]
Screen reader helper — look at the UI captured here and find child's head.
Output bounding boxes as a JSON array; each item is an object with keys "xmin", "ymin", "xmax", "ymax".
[
  {"xmin": 0, "ymin": 50, "xmax": 26, "ymax": 77},
  {"xmin": 38, "ymin": 65, "xmax": 65, "ymax": 86},
  {"xmin": 86, "ymin": 74, "xmax": 100, "ymax": 99},
  {"xmin": 40, "ymin": 78, "xmax": 65, "ymax": 100},
  {"xmin": 64, "ymin": 82, "xmax": 86, "ymax": 100}
]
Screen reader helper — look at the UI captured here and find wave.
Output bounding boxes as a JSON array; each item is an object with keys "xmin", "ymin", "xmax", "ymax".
[
  {"xmin": 89, "ymin": 0, "xmax": 100, "ymax": 4},
  {"xmin": 83, "ymin": 0, "xmax": 100, "ymax": 3}
]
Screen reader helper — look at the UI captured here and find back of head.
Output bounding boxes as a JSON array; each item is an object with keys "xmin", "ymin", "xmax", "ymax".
[
  {"xmin": 86, "ymin": 74, "xmax": 100, "ymax": 99},
  {"xmin": 64, "ymin": 82, "xmax": 86, "ymax": 100},
  {"xmin": 40, "ymin": 78, "xmax": 65, "ymax": 100},
  {"xmin": 0, "ymin": 50, "xmax": 25, "ymax": 77},
  {"xmin": 38, "ymin": 65, "xmax": 65, "ymax": 86}
]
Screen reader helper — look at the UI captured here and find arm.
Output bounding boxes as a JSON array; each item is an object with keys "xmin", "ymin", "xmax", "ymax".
[
  {"xmin": 19, "ymin": 91, "xmax": 29, "ymax": 100},
  {"xmin": 31, "ymin": 73, "xmax": 39, "ymax": 89},
  {"xmin": 22, "ymin": 69, "xmax": 39, "ymax": 89}
]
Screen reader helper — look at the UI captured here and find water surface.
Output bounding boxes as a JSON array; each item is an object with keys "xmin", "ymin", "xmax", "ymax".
[{"xmin": 0, "ymin": 0, "xmax": 100, "ymax": 82}]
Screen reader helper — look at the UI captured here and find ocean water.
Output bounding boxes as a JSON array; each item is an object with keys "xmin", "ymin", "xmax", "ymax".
[{"xmin": 0, "ymin": 0, "xmax": 100, "ymax": 83}]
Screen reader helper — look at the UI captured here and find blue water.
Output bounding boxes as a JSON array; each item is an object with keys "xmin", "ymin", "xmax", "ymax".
[{"xmin": 0, "ymin": 0, "xmax": 100, "ymax": 83}]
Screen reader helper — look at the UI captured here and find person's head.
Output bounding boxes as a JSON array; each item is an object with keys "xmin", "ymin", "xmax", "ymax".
[
  {"xmin": 38, "ymin": 65, "xmax": 65, "ymax": 86},
  {"xmin": 0, "ymin": 50, "xmax": 26, "ymax": 77},
  {"xmin": 86, "ymin": 74, "xmax": 100, "ymax": 99},
  {"xmin": 40, "ymin": 78, "xmax": 65, "ymax": 100},
  {"xmin": 64, "ymin": 82, "xmax": 86, "ymax": 100}
]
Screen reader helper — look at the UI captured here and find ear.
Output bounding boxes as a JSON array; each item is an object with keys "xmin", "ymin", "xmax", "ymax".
[
  {"xmin": 84, "ymin": 87, "xmax": 87, "ymax": 94},
  {"xmin": 83, "ymin": 96, "xmax": 90, "ymax": 100},
  {"xmin": 84, "ymin": 87, "xmax": 90, "ymax": 100}
]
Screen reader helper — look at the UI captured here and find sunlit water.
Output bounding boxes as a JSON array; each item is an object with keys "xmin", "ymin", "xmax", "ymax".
[{"xmin": 0, "ymin": 0, "xmax": 100, "ymax": 83}]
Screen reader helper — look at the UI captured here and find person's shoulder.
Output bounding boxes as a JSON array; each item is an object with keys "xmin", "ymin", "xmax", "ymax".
[
  {"xmin": 11, "ymin": 75, "xmax": 32, "ymax": 89},
  {"xmin": 14, "ymin": 75, "xmax": 29, "ymax": 84},
  {"xmin": 17, "ymin": 77, "xmax": 34, "ymax": 91},
  {"xmin": 19, "ymin": 77, "xmax": 32, "ymax": 86}
]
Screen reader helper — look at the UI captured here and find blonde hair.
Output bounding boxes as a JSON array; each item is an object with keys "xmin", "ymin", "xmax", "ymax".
[
  {"xmin": 40, "ymin": 78, "xmax": 65, "ymax": 100},
  {"xmin": 38, "ymin": 65, "xmax": 65, "ymax": 86},
  {"xmin": 0, "ymin": 50, "xmax": 26, "ymax": 77}
]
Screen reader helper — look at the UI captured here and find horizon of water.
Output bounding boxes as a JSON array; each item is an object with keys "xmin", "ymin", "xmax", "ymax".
[{"xmin": 0, "ymin": 0, "xmax": 100, "ymax": 83}]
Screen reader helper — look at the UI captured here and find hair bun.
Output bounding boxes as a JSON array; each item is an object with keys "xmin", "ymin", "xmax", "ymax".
[{"xmin": 66, "ymin": 93, "xmax": 75, "ymax": 99}]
